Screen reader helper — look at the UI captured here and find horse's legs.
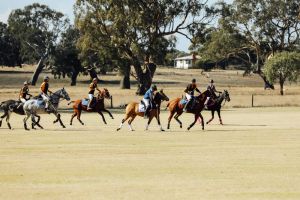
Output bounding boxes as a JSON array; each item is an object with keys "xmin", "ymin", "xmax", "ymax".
[
  {"xmin": 23, "ymin": 112, "xmax": 30, "ymax": 131},
  {"xmin": 155, "ymin": 113, "xmax": 164, "ymax": 131},
  {"xmin": 128, "ymin": 115, "xmax": 136, "ymax": 131},
  {"xmin": 98, "ymin": 111, "xmax": 107, "ymax": 124},
  {"xmin": 167, "ymin": 111, "xmax": 175, "ymax": 129},
  {"xmin": 54, "ymin": 113, "xmax": 66, "ymax": 128},
  {"xmin": 70, "ymin": 112, "xmax": 77, "ymax": 125},
  {"xmin": 0, "ymin": 111, "xmax": 8, "ymax": 127},
  {"xmin": 77, "ymin": 111, "xmax": 84, "ymax": 125},
  {"xmin": 6, "ymin": 111, "xmax": 12, "ymax": 130},
  {"xmin": 117, "ymin": 114, "xmax": 130, "ymax": 131},
  {"xmin": 102, "ymin": 109, "xmax": 114, "ymax": 119},
  {"xmin": 217, "ymin": 109, "xmax": 223, "ymax": 125},
  {"xmin": 34, "ymin": 114, "xmax": 43, "ymax": 129},
  {"xmin": 206, "ymin": 110, "xmax": 215, "ymax": 124},
  {"xmin": 174, "ymin": 112, "xmax": 183, "ymax": 128},
  {"xmin": 145, "ymin": 115, "xmax": 154, "ymax": 131},
  {"xmin": 187, "ymin": 114, "xmax": 199, "ymax": 130},
  {"xmin": 31, "ymin": 114, "xmax": 37, "ymax": 130},
  {"xmin": 199, "ymin": 112, "xmax": 205, "ymax": 130}
]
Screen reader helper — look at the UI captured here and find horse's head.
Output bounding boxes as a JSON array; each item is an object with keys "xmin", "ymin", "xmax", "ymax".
[
  {"xmin": 53, "ymin": 88, "xmax": 70, "ymax": 101},
  {"xmin": 154, "ymin": 89, "xmax": 169, "ymax": 104},
  {"xmin": 97, "ymin": 88, "xmax": 111, "ymax": 100},
  {"xmin": 223, "ymin": 90, "xmax": 230, "ymax": 102},
  {"xmin": 60, "ymin": 87, "xmax": 71, "ymax": 101}
]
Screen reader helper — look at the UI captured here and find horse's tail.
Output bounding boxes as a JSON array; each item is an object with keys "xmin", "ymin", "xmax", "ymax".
[
  {"xmin": 67, "ymin": 101, "xmax": 75, "ymax": 105},
  {"xmin": 165, "ymin": 102, "xmax": 170, "ymax": 110}
]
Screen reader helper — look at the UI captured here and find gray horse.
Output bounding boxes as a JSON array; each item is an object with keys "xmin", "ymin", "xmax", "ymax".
[
  {"xmin": 23, "ymin": 88, "xmax": 70, "ymax": 130},
  {"xmin": 0, "ymin": 100, "xmax": 41, "ymax": 130}
]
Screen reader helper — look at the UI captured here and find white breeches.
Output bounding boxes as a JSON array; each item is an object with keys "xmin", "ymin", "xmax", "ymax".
[
  {"xmin": 41, "ymin": 94, "xmax": 50, "ymax": 108},
  {"xmin": 185, "ymin": 93, "xmax": 192, "ymax": 101},
  {"xmin": 143, "ymin": 98, "xmax": 150, "ymax": 107},
  {"xmin": 88, "ymin": 94, "xmax": 94, "ymax": 100},
  {"xmin": 20, "ymin": 98, "xmax": 26, "ymax": 103}
]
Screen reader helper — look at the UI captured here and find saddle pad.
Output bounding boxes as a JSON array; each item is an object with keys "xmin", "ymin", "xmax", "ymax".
[
  {"xmin": 180, "ymin": 99, "xmax": 187, "ymax": 106},
  {"xmin": 82, "ymin": 99, "xmax": 89, "ymax": 106},
  {"xmin": 138, "ymin": 103, "xmax": 146, "ymax": 113},
  {"xmin": 36, "ymin": 100, "xmax": 45, "ymax": 109}
]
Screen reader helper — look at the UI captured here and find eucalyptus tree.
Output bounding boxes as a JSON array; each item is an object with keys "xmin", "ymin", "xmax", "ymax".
[
  {"xmin": 8, "ymin": 3, "xmax": 69, "ymax": 85},
  {"xmin": 75, "ymin": 0, "xmax": 215, "ymax": 94}
]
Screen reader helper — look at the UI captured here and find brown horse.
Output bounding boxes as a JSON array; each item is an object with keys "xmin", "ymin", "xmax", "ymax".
[
  {"xmin": 167, "ymin": 90, "xmax": 211, "ymax": 130},
  {"xmin": 69, "ymin": 88, "xmax": 113, "ymax": 125},
  {"xmin": 116, "ymin": 90, "xmax": 169, "ymax": 131}
]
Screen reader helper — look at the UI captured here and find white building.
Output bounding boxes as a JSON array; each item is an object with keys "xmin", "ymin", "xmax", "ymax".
[{"xmin": 174, "ymin": 54, "xmax": 201, "ymax": 69}]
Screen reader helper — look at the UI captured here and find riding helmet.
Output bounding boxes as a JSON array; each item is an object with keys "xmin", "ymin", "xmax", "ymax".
[
  {"xmin": 192, "ymin": 79, "xmax": 196, "ymax": 83},
  {"xmin": 210, "ymin": 79, "xmax": 214, "ymax": 83},
  {"xmin": 44, "ymin": 76, "xmax": 49, "ymax": 80},
  {"xmin": 152, "ymin": 85, "xmax": 157, "ymax": 91}
]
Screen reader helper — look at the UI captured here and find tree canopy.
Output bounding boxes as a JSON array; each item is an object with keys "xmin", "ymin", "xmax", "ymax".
[
  {"xmin": 75, "ymin": 0, "xmax": 215, "ymax": 94},
  {"xmin": 264, "ymin": 51, "xmax": 300, "ymax": 95}
]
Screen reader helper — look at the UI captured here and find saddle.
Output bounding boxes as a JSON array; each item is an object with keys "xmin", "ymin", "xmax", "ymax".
[
  {"xmin": 82, "ymin": 97, "xmax": 96, "ymax": 108},
  {"xmin": 138, "ymin": 101, "xmax": 147, "ymax": 113}
]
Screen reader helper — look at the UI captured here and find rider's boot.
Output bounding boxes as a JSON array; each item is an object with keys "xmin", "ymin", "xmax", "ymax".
[
  {"xmin": 184, "ymin": 100, "xmax": 191, "ymax": 112},
  {"xmin": 87, "ymin": 99, "xmax": 93, "ymax": 111},
  {"xmin": 144, "ymin": 106, "xmax": 150, "ymax": 119},
  {"xmin": 204, "ymin": 97, "xmax": 210, "ymax": 109}
]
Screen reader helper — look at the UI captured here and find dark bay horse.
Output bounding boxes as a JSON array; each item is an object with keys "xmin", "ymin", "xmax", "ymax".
[
  {"xmin": 167, "ymin": 90, "xmax": 211, "ymax": 130},
  {"xmin": 206, "ymin": 90, "xmax": 230, "ymax": 125},
  {"xmin": 116, "ymin": 90, "xmax": 169, "ymax": 131},
  {"xmin": 0, "ymin": 100, "xmax": 35, "ymax": 129},
  {"xmin": 69, "ymin": 88, "xmax": 113, "ymax": 125}
]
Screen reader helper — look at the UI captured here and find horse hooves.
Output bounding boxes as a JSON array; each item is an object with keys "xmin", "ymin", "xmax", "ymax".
[
  {"xmin": 81, "ymin": 123, "xmax": 84, "ymax": 125},
  {"xmin": 116, "ymin": 128, "xmax": 120, "ymax": 131},
  {"xmin": 180, "ymin": 125, "xmax": 182, "ymax": 128},
  {"xmin": 161, "ymin": 129, "xmax": 165, "ymax": 132},
  {"xmin": 62, "ymin": 126, "xmax": 66, "ymax": 128}
]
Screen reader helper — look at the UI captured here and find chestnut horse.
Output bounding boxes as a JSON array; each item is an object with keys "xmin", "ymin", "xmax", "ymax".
[
  {"xmin": 69, "ymin": 88, "xmax": 113, "ymax": 125},
  {"xmin": 167, "ymin": 90, "xmax": 211, "ymax": 130},
  {"xmin": 116, "ymin": 90, "xmax": 169, "ymax": 131}
]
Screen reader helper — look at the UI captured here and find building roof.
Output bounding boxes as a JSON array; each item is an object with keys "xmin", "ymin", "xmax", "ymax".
[{"xmin": 175, "ymin": 54, "xmax": 201, "ymax": 61}]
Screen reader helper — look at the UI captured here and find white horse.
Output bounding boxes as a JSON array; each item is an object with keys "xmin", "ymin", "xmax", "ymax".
[{"xmin": 23, "ymin": 88, "xmax": 70, "ymax": 130}]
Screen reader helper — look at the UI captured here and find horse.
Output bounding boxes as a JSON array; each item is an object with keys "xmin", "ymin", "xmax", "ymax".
[
  {"xmin": 0, "ymin": 100, "xmax": 41, "ymax": 130},
  {"xmin": 69, "ymin": 88, "xmax": 113, "ymax": 125},
  {"xmin": 116, "ymin": 90, "xmax": 169, "ymax": 131},
  {"xmin": 206, "ymin": 90, "xmax": 230, "ymax": 125},
  {"xmin": 23, "ymin": 88, "xmax": 70, "ymax": 130},
  {"xmin": 166, "ymin": 90, "xmax": 211, "ymax": 130}
]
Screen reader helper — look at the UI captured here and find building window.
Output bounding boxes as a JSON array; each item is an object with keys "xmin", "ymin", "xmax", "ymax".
[{"xmin": 186, "ymin": 60, "xmax": 191, "ymax": 64}]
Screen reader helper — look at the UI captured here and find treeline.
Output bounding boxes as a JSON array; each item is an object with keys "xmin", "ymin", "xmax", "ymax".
[{"xmin": 0, "ymin": 1, "xmax": 300, "ymax": 95}]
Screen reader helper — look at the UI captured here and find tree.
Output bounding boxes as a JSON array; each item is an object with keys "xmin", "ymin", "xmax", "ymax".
[
  {"xmin": 193, "ymin": 0, "xmax": 300, "ymax": 87},
  {"xmin": 75, "ymin": 0, "xmax": 215, "ymax": 94},
  {"xmin": 264, "ymin": 51, "xmax": 300, "ymax": 95},
  {"xmin": 0, "ymin": 22, "xmax": 21, "ymax": 67},
  {"xmin": 8, "ymin": 3, "xmax": 69, "ymax": 85},
  {"xmin": 49, "ymin": 26, "xmax": 83, "ymax": 86}
]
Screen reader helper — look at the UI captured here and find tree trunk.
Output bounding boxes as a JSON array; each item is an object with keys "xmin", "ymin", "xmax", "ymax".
[
  {"xmin": 133, "ymin": 61, "xmax": 157, "ymax": 95},
  {"xmin": 120, "ymin": 65, "xmax": 130, "ymax": 89},
  {"xmin": 71, "ymin": 67, "xmax": 80, "ymax": 86},
  {"xmin": 88, "ymin": 67, "xmax": 100, "ymax": 81},
  {"xmin": 279, "ymin": 76, "xmax": 284, "ymax": 95},
  {"xmin": 30, "ymin": 52, "xmax": 48, "ymax": 85}
]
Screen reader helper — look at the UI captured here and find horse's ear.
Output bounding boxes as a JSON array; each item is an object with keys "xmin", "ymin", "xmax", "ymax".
[{"xmin": 160, "ymin": 89, "xmax": 164, "ymax": 93}]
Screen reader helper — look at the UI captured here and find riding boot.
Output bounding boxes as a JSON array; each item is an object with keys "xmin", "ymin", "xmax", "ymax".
[
  {"xmin": 87, "ymin": 99, "xmax": 93, "ymax": 110},
  {"xmin": 184, "ymin": 100, "xmax": 191, "ymax": 112},
  {"xmin": 144, "ymin": 106, "xmax": 150, "ymax": 119}
]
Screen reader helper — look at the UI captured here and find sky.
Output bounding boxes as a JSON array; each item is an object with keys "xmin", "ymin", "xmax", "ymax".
[{"xmin": 0, "ymin": 0, "xmax": 232, "ymax": 52}]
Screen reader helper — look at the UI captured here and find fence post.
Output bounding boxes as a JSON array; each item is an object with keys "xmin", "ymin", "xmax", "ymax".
[
  {"xmin": 110, "ymin": 96, "xmax": 113, "ymax": 108},
  {"xmin": 251, "ymin": 94, "xmax": 254, "ymax": 107}
]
